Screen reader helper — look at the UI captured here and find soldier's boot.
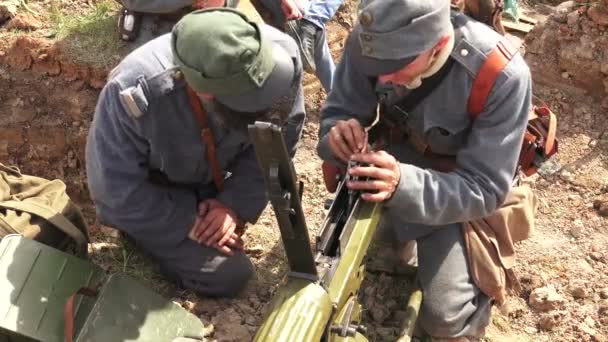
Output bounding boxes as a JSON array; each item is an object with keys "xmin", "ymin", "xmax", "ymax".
[
  {"xmin": 285, "ymin": 19, "xmax": 320, "ymax": 73},
  {"xmin": 118, "ymin": 7, "xmax": 143, "ymax": 41}
]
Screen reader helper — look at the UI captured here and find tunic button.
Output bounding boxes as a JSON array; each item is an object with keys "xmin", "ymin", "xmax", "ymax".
[
  {"xmin": 460, "ymin": 48, "xmax": 469, "ymax": 57},
  {"xmin": 363, "ymin": 46, "xmax": 373, "ymax": 55},
  {"xmin": 359, "ymin": 11, "xmax": 373, "ymax": 27},
  {"xmin": 361, "ymin": 33, "xmax": 372, "ymax": 42}
]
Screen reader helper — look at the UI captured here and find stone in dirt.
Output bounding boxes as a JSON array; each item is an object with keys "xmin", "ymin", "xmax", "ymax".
[
  {"xmin": 587, "ymin": 5, "xmax": 608, "ymax": 26},
  {"xmin": 370, "ymin": 305, "xmax": 390, "ymax": 323},
  {"xmin": 589, "ymin": 251, "xmax": 605, "ymax": 263},
  {"xmin": 579, "ymin": 322, "xmax": 596, "ymax": 336},
  {"xmin": 529, "ymin": 285, "xmax": 566, "ymax": 312},
  {"xmin": 5, "ymin": 13, "xmax": 42, "ymax": 31},
  {"xmin": 600, "ymin": 288, "xmax": 608, "ymax": 299},
  {"xmin": 570, "ymin": 221, "xmax": 584, "ymax": 238},
  {"xmin": 567, "ymin": 10, "xmax": 580, "ymax": 26},
  {"xmin": 599, "ymin": 300, "xmax": 608, "ymax": 316},
  {"xmin": 0, "ymin": 0, "xmax": 18, "ymax": 24},
  {"xmin": 569, "ymin": 283, "xmax": 588, "ymax": 299},
  {"xmin": 539, "ymin": 310, "xmax": 568, "ymax": 331},
  {"xmin": 375, "ymin": 327, "xmax": 396, "ymax": 340},
  {"xmin": 594, "ymin": 333, "xmax": 607, "ymax": 342},
  {"xmin": 593, "ymin": 199, "xmax": 608, "ymax": 216}
]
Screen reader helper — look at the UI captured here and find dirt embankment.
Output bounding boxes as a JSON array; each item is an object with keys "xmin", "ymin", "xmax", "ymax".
[
  {"xmin": 525, "ymin": 0, "xmax": 608, "ymax": 108},
  {"xmin": 0, "ymin": 34, "xmax": 105, "ymax": 204}
]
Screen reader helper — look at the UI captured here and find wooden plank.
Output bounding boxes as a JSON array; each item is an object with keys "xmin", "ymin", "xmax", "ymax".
[
  {"xmin": 519, "ymin": 13, "xmax": 539, "ymax": 24},
  {"xmin": 503, "ymin": 20, "xmax": 535, "ymax": 33}
]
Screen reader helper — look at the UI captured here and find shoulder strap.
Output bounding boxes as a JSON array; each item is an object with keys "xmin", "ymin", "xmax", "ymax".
[
  {"xmin": 185, "ymin": 86, "xmax": 224, "ymax": 191},
  {"xmin": 467, "ymin": 35, "xmax": 519, "ymax": 119},
  {"xmin": 0, "ymin": 200, "xmax": 88, "ymax": 257}
]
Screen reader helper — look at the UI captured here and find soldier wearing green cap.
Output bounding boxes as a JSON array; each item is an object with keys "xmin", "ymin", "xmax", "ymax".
[
  {"xmin": 86, "ymin": 8, "xmax": 305, "ymax": 296},
  {"xmin": 317, "ymin": 0, "xmax": 532, "ymax": 340}
]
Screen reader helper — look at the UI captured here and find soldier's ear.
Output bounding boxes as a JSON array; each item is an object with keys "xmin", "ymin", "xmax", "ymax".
[{"xmin": 432, "ymin": 34, "xmax": 452, "ymax": 56}]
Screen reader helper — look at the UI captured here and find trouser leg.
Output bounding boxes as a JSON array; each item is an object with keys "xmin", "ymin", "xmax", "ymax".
[
  {"xmin": 416, "ymin": 223, "xmax": 492, "ymax": 339},
  {"xmin": 313, "ymin": 29, "xmax": 335, "ymax": 92},
  {"xmin": 123, "ymin": 228, "xmax": 254, "ymax": 297},
  {"xmin": 302, "ymin": 0, "xmax": 344, "ymax": 26}
]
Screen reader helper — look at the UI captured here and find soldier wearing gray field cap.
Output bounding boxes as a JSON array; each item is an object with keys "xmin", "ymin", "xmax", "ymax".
[
  {"xmin": 87, "ymin": 8, "xmax": 305, "ymax": 297},
  {"xmin": 317, "ymin": 0, "xmax": 532, "ymax": 340}
]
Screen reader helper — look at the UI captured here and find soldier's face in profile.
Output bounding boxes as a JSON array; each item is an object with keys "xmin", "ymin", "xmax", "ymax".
[{"xmin": 378, "ymin": 48, "xmax": 435, "ymax": 89}]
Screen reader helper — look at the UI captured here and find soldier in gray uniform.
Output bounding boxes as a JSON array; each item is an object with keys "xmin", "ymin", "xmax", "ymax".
[
  {"xmin": 317, "ymin": 0, "xmax": 531, "ymax": 340},
  {"xmin": 86, "ymin": 8, "xmax": 305, "ymax": 297}
]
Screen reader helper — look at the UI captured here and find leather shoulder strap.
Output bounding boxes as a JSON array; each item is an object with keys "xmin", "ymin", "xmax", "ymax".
[
  {"xmin": 186, "ymin": 86, "xmax": 224, "ymax": 191},
  {"xmin": 467, "ymin": 36, "xmax": 519, "ymax": 119}
]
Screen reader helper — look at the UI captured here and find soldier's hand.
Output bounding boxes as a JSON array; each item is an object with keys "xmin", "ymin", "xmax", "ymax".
[
  {"xmin": 212, "ymin": 232, "xmax": 244, "ymax": 256},
  {"xmin": 328, "ymin": 119, "xmax": 367, "ymax": 162},
  {"xmin": 192, "ymin": 199, "xmax": 243, "ymax": 250},
  {"xmin": 347, "ymin": 151, "xmax": 401, "ymax": 202},
  {"xmin": 280, "ymin": 0, "xmax": 303, "ymax": 19}
]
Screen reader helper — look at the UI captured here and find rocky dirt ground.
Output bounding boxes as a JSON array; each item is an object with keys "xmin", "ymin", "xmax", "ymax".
[{"xmin": 1, "ymin": 0, "xmax": 608, "ymax": 341}]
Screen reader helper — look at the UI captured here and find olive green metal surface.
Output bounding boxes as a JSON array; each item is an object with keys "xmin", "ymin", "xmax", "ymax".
[
  {"xmin": 0, "ymin": 235, "xmax": 205, "ymax": 342},
  {"xmin": 76, "ymin": 273, "xmax": 204, "ymax": 342},
  {"xmin": 0, "ymin": 234, "xmax": 104, "ymax": 342},
  {"xmin": 254, "ymin": 278, "xmax": 332, "ymax": 342},
  {"xmin": 327, "ymin": 200, "xmax": 383, "ymax": 309}
]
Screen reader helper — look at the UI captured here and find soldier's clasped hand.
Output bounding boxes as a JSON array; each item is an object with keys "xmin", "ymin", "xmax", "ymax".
[
  {"xmin": 191, "ymin": 199, "xmax": 244, "ymax": 255},
  {"xmin": 328, "ymin": 119, "xmax": 368, "ymax": 161},
  {"xmin": 347, "ymin": 151, "xmax": 401, "ymax": 202}
]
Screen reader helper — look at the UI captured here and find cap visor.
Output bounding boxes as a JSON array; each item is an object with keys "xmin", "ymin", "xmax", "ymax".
[{"xmin": 216, "ymin": 44, "xmax": 294, "ymax": 113}]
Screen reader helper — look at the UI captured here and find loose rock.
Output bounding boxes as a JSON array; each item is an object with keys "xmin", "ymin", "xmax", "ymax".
[
  {"xmin": 567, "ymin": 10, "xmax": 580, "ymax": 26},
  {"xmin": 5, "ymin": 13, "xmax": 42, "ymax": 31},
  {"xmin": 375, "ymin": 327, "xmax": 396, "ymax": 341},
  {"xmin": 599, "ymin": 300, "xmax": 608, "ymax": 316},
  {"xmin": 587, "ymin": 5, "xmax": 608, "ymax": 26},
  {"xmin": 569, "ymin": 284, "xmax": 588, "ymax": 299},
  {"xmin": 370, "ymin": 305, "xmax": 390, "ymax": 323},
  {"xmin": 539, "ymin": 310, "xmax": 567, "ymax": 331},
  {"xmin": 570, "ymin": 222, "xmax": 583, "ymax": 238},
  {"xmin": 600, "ymin": 288, "xmax": 608, "ymax": 299},
  {"xmin": 0, "ymin": 0, "xmax": 18, "ymax": 23},
  {"xmin": 579, "ymin": 323, "xmax": 597, "ymax": 336},
  {"xmin": 529, "ymin": 286, "xmax": 566, "ymax": 312}
]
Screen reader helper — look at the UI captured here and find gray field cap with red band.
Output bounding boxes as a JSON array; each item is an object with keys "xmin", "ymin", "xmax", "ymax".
[
  {"xmin": 348, "ymin": 0, "xmax": 452, "ymax": 76},
  {"xmin": 171, "ymin": 8, "xmax": 294, "ymax": 112}
]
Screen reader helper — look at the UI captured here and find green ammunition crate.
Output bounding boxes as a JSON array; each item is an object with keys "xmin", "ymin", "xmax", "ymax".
[{"xmin": 0, "ymin": 235, "xmax": 204, "ymax": 342}]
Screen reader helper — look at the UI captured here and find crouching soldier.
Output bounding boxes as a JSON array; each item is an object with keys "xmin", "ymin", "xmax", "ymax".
[
  {"xmin": 86, "ymin": 8, "xmax": 305, "ymax": 297},
  {"xmin": 317, "ymin": 0, "xmax": 532, "ymax": 340}
]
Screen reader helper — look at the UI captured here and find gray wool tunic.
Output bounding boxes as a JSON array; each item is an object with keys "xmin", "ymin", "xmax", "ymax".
[{"xmin": 86, "ymin": 26, "xmax": 305, "ymax": 242}]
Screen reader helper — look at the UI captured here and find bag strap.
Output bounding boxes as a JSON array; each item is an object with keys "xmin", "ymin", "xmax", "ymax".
[
  {"xmin": 530, "ymin": 106, "xmax": 557, "ymax": 155},
  {"xmin": 64, "ymin": 286, "xmax": 100, "ymax": 342},
  {"xmin": 467, "ymin": 35, "xmax": 519, "ymax": 118},
  {"xmin": 185, "ymin": 86, "xmax": 224, "ymax": 191},
  {"xmin": 0, "ymin": 200, "xmax": 88, "ymax": 257}
]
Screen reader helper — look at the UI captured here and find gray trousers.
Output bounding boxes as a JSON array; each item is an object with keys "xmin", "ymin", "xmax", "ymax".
[
  {"xmin": 379, "ymin": 219, "xmax": 492, "ymax": 339},
  {"xmin": 122, "ymin": 205, "xmax": 254, "ymax": 297},
  {"xmin": 133, "ymin": 235, "xmax": 254, "ymax": 297}
]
